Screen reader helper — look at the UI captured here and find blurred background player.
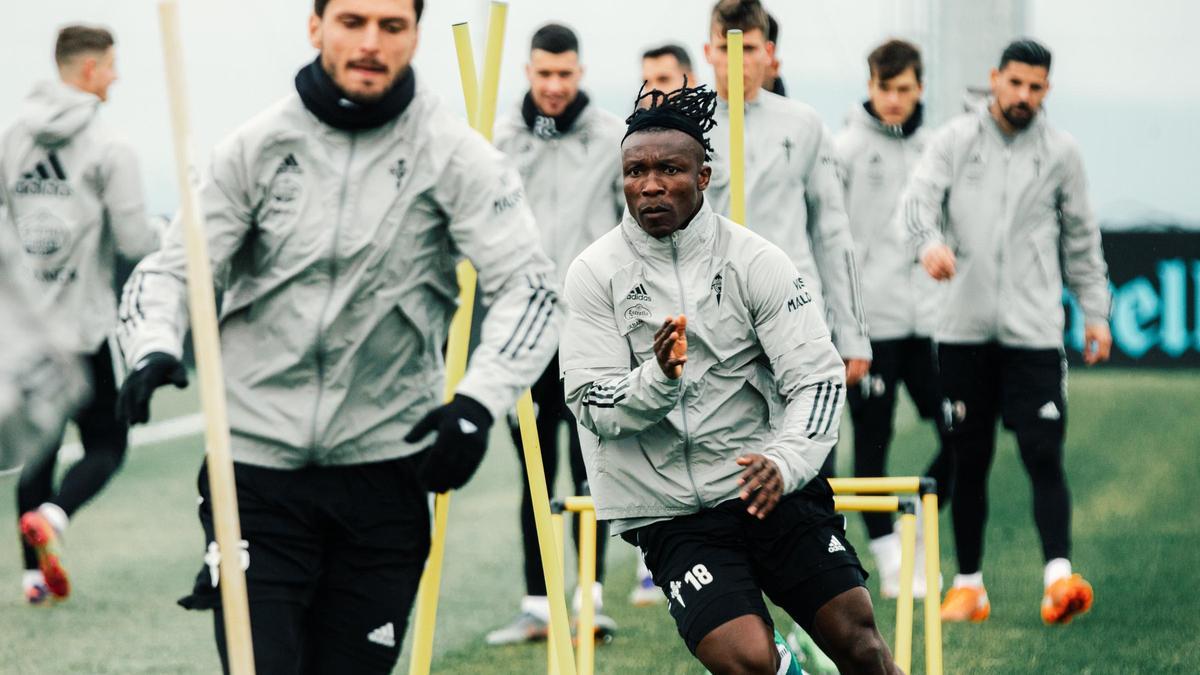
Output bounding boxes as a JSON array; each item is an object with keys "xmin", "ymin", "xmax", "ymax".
[
  {"xmin": 0, "ymin": 24, "xmax": 158, "ymax": 605},
  {"xmin": 640, "ymin": 44, "xmax": 696, "ymax": 95},
  {"xmin": 488, "ymin": 22, "xmax": 624, "ymax": 644},
  {"xmin": 702, "ymin": 0, "xmax": 871, "ymax": 449},
  {"xmin": 114, "ymin": 0, "xmax": 559, "ymax": 670},
  {"xmin": 904, "ymin": 38, "xmax": 1111, "ymax": 626},
  {"xmin": 562, "ymin": 81, "xmax": 899, "ymax": 675},
  {"xmin": 833, "ymin": 39, "xmax": 952, "ymax": 600}
]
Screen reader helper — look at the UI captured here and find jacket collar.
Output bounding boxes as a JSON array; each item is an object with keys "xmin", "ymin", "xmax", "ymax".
[
  {"xmin": 620, "ymin": 197, "xmax": 717, "ymax": 262},
  {"xmin": 854, "ymin": 100, "xmax": 923, "ymax": 138}
]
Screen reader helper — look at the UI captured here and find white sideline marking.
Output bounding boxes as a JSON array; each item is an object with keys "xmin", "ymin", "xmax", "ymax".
[{"xmin": 0, "ymin": 413, "xmax": 203, "ymax": 476}]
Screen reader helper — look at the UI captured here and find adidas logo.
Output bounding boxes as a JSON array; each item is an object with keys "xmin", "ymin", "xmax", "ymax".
[
  {"xmin": 458, "ymin": 418, "xmax": 478, "ymax": 435},
  {"xmin": 367, "ymin": 622, "xmax": 396, "ymax": 648},
  {"xmin": 827, "ymin": 535, "xmax": 846, "ymax": 554},
  {"xmin": 625, "ymin": 283, "xmax": 651, "ymax": 302},
  {"xmin": 14, "ymin": 152, "xmax": 72, "ymax": 196},
  {"xmin": 275, "ymin": 153, "xmax": 303, "ymax": 175},
  {"xmin": 1038, "ymin": 401, "xmax": 1061, "ymax": 420}
]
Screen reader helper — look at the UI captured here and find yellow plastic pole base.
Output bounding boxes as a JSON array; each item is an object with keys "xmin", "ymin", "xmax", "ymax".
[
  {"xmin": 923, "ymin": 492, "xmax": 943, "ymax": 675},
  {"xmin": 895, "ymin": 513, "xmax": 917, "ymax": 674},
  {"xmin": 577, "ymin": 510, "xmax": 597, "ymax": 675}
]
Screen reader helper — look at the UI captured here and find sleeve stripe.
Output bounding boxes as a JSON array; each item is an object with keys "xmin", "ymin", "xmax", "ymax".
[
  {"xmin": 498, "ymin": 277, "xmax": 550, "ymax": 357},
  {"xmin": 820, "ymin": 384, "xmax": 843, "ymax": 435},
  {"xmin": 804, "ymin": 382, "xmax": 829, "ymax": 434}
]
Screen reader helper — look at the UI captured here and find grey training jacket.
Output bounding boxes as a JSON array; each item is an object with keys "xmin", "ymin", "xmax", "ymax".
[
  {"xmin": 707, "ymin": 92, "xmax": 871, "ymax": 360},
  {"xmin": 494, "ymin": 99, "xmax": 626, "ymax": 287},
  {"xmin": 834, "ymin": 103, "xmax": 941, "ymax": 340},
  {"xmin": 0, "ymin": 213, "xmax": 87, "ymax": 471},
  {"xmin": 902, "ymin": 104, "xmax": 1110, "ymax": 347},
  {"xmin": 561, "ymin": 199, "xmax": 846, "ymax": 532},
  {"xmin": 118, "ymin": 81, "xmax": 561, "ymax": 469},
  {"xmin": 0, "ymin": 80, "xmax": 159, "ymax": 353}
]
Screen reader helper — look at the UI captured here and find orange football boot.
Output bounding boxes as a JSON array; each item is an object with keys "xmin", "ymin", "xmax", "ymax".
[
  {"xmin": 19, "ymin": 511, "xmax": 70, "ymax": 600},
  {"xmin": 940, "ymin": 585, "xmax": 991, "ymax": 622},
  {"xmin": 1041, "ymin": 573, "xmax": 1093, "ymax": 624}
]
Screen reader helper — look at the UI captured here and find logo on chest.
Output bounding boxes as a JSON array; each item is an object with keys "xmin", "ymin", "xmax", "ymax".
[
  {"xmin": 711, "ymin": 272, "xmax": 724, "ymax": 305},
  {"xmin": 389, "ymin": 158, "xmax": 407, "ymax": 188},
  {"xmin": 625, "ymin": 283, "xmax": 652, "ymax": 302}
]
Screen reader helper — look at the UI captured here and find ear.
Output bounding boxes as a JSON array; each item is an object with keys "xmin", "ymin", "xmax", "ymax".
[
  {"xmin": 80, "ymin": 56, "xmax": 97, "ymax": 82},
  {"xmin": 989, "ymin": 67, "xmax": 1000, "ymax": 90},
  {"xmin": 703, "ymin": 42, "xmax": 715, "ymax": 65},
  {"xmin": 697, "ymin": 164, "xmax": 712, "ymax": 191},
  {"xmin": 764, "ymin": 41, "xmax": 776, "ymax": 62},
  {"xmin": 525, "ymin": 62, "xmax": 534, "ymax": 83},
  {"xmin": 308, "ymin": 13, "xmax": 322, "ymax": 51}
]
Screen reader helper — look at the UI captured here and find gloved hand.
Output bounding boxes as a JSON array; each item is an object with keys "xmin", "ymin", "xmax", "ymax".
[
  {"xmin": 404, "ymin": 394, "xmax": 494, "ymax": 493},
  {"xmin": 116, "ymin": 352, "xmax": 188, "ymax": 425}
]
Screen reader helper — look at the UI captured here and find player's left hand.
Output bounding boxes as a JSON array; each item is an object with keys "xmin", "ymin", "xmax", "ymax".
[
  {"xmin": 736, "ymin": 453, "xmax": 784, "ymax": 519},
  {"xmin": 1082, "ymin": 323, "xmax": 1112, "ymax": 365},
  {"xmin": 844, "ymin": 358, "xmax": 870, "ymax": 387},
  {"xmin": 405, "ymin": 394, "xmax": 494, "ymax": 493}
]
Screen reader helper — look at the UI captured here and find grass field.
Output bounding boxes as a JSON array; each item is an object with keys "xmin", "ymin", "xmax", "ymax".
[{"xmin": 1, "ymin": 370, "xmax": 1198, "ymax": 674}]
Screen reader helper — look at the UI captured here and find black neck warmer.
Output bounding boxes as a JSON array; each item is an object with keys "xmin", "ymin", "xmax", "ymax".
[
  {"xmin": 295, "ymin": 58, "xmax": 416, "ymax": 131},
  {"xmin": 522, "ymin": 91, "xmax": 590, "ymax": 139},
  {"xmin": 865, "ymin": 100, "xmax": 923, "ymax": 138}
]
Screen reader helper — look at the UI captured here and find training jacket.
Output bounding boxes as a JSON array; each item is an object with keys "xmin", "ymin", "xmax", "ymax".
[
  {"xmin": 119, "ymin": 81, "xmax": 561, "ymax": 469},
  {"xmin": 834, "ymin": 103, "xmax": 940, "ymax": 340},
  {"xmin": 0, "ymin": 80, "xmax": 158, "ymax": 353},
  {"xmin": 902, "ymin": 104, "xmax": 1110, "ymax": 347},
  {"xmin": 494, "ymin": 99, "xmax": 626, "ymax": 287},
  {"xmin": 561, "ymin": 199, "xmax": 845, "ymax": 531},
  {"xmin": 0, "ymin": 217, "xmax": 87, "ymax": 471},
  {"xmin": 707, "ymin": 91, "xmax": 871, "ymax": 361}
]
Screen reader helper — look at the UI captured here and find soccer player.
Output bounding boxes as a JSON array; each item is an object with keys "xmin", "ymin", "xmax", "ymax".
[
  {"xmin": 115, "ymin": 0, "xmax": 559, "ymax": 671},
  {"xmin": 562, "ymin": 81, "xmax": 900, "ymax": 675},
  {"xmin": 641, "ymin": 44, "xmax": 697, "ymax": 95},
  {"xmin": 702, "ymin": 0, "xmax": 871, "ymax": 433},
  {"xmin": 0, "ymin": 25, "xmax": 159, "ymax": 605},
  {"xmin": 833, "ymin": 39, "xmax": 952, "ymax": 599},
  {"xmin": 488, "ymin": 23, "xmax": 624, "ymax": 644},
  {"xmin": 903, "ymin": 39, "xmax": 1111, "ymax": 625}
]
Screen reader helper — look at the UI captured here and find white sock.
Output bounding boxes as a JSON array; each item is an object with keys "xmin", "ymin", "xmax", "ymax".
[
  {"xmin": 635, "ymin": 551, "xmax": 652, "ymax": 582},
  {"xmin": 953, "ymin": 572, "xmax": 984, "ymax": 589},
  {"xmin": 520, "ymin": 595, "xmax": 550, "ymax": 622},
  {"xmin": 869, "ymin": 533, "xmax": 901, "ymax": 573},
  {"xmin": 572, "ymin": 581, "xmax": 604, "ymax": 614},
  {"xmin": 1044, "ymin": 558, "xmax": 1072, "ymax": 588},
  {"xmin": 38, "ymin": 503, "xmax": 68, "ymax": 534},
  {"xmin": 22, "ymin": 570, "xmax": 45, "ymax": 591}
]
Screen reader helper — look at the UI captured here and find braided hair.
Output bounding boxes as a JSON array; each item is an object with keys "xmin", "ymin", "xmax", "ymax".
[{"xmin": 623, "ymin": 77, "xmax": 718, "ymax": 160}]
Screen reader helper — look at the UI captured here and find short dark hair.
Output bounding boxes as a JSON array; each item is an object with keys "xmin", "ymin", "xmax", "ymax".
[
  {"xmin": 531, "ymin": 23, "xmax": 579, "ymax": 55},
  {"xmin": 868, "ymin": 39, "xmax": 923, "ymax": 84},
  {"xmin": 313, "ymin": 0, "xmax": 424, "ymax": 22},
  {"xmin": 767, "ymin": 13, "xmax": 780, "ymax": 44},
  {"xmin": 999, "ymin": 39, "xmax": 1051, "ymax": 71},
  {"xmin": 710, "ymin": 0, "xmax": 769, "ymax": 37},
  {"xmin": 55, "ymin": 25, "xmax": 114, "ymax": 66},
  {"xmin": 642, "ymin": 44, "xmax": 692, "ymax": 71}
]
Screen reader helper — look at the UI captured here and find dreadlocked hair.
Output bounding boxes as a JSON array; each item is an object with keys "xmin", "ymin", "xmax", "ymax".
[{"xmin": 624, "ymin": 76, "xmax": 718, "ymax": 160}]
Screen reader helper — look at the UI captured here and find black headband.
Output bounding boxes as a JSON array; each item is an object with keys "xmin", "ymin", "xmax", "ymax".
[{"xmin": 623, "ymin": 79, "xmax": 717, "ymax": 160}]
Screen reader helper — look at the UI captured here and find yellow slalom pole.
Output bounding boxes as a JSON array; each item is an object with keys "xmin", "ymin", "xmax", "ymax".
[
  {"xmin": 406, "ymin": 14, "xmax": 490, "ymax": 675},
  {"xmin": 833, "ymin": 495, "xmax": 900, "ymax": 513},
  {"xmin": 577, "ymin": 509, "xmax": 598, "ymax": 675},
  {"xmin": 923, "ymin": 492, "xmax": 944, "ymax": 675},
  {"xmin": 828, "ymin": 476, "xmax": 922, "ymax": 495},
  {"xmin": 895, "ymin": 512, "xmax": 917, "ymax": 674},
  {"xmin": 727, "ymin": 29, "xmax": 746, "ymax": 226},
  {"xmin": 452, "ymin": 23, "xmax": 479, "ymax": 128},
  {"xmin": 476, "ymin": 1, "xmax": 507, "ymax": 144},
  {"xmin": 548, "ymin": 513, "xmax": 566, "ymax": 675},
  {"xmin": 157, "ymin": 3, "xmax": 254, "ymax": 673}
]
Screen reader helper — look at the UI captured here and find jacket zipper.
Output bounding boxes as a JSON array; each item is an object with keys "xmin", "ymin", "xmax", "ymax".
[
  {"xmin": 310, "ymin": 134, "xmax": 357, "ymax": 455},
  {"xmin": 996, "ymin": 143, "xmax": 1011, "ymax": 337},
  {"xmin": 670, "ymin": 234, "xmax": 703, "ymax": 508}
]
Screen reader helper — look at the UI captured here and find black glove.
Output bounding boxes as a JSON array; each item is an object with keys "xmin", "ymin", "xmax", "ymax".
[
  {"xmin": 404, "ymin": 394, "xmax": 494, "ymax": 493},
  {"xmin": 116, "ymin": 352, "xmax": 188, "ymax": 425}
]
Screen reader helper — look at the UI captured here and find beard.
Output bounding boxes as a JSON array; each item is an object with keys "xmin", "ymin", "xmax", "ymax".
[
  {"xmin": 321, "ymin": 55, "xmax": 395, "ymax": 105},
  {"xmin": 1001, "ymin": 102, "xmax": 1037, "ymax": 130}
]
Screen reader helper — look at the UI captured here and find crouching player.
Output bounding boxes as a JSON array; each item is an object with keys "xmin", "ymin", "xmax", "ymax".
[{"xmin": 561, "ymin": 82, "xmax": 899, "ymax": 675}]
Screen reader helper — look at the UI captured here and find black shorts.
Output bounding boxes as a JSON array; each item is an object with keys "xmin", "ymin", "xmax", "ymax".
[
  {"xmin": 180, "ymin": 456, "xmax": 431, "ymax": 674},
  {"xmin": 623, "ymin": 479, "xmax": 867, "ymax": 654}
]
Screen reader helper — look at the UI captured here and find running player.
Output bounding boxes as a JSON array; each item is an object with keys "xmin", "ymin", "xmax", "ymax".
[
  {"xmin": 903, "ymin": 38, "xmax": 1111, "ymax": 625},
  {"xmin": 562, "ymin": 80, "xmax": 899, "ymax": 675},
  {"xmin": 116, "ymin": 0, "xmax": 559, "ymax": 670},
  {"xmin": 1, "ymin": 24, "xmax": 159, "ymax": 605}
]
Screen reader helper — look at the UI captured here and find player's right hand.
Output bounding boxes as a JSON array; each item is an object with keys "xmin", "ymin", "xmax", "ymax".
[
  {"xmin": 116, "ymin": 352, "xmax": 188, "ymax": 425},
  {"xmin": 405, "ymin": 394, "xmax": 494, "ymax": 493},
  {"xmin": 653, "ymin": 315, "xmax": 687, "ymax": 379},
  {"xmin": 921, "ymin": 243, "xmax": 957, "ymax": 280}
]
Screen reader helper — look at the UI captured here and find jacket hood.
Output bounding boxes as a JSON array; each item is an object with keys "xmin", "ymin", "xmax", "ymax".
[{"xmin": 20, "ymin": 80, "xmax": 100, "ymax": 147}]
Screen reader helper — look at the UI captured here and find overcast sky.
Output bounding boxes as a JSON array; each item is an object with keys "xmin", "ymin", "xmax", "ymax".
[{"xmin": 2, "ymin": 0, "xmax": 1197, "ymax": 225}]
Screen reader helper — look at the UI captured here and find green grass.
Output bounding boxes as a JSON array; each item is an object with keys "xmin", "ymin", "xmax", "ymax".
[{"xmin": 1, "ymin": 371, "xmax": 1197, "ymax": 673}]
